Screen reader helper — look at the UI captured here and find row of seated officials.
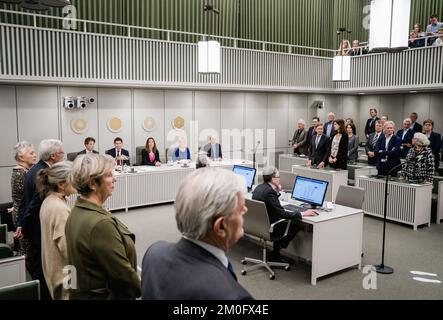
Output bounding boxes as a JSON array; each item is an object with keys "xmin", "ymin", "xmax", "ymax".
[
  {"xmin": 7, "ymin": 136, "xmax": 315, "ymax": 300},
  {"xmin": 70, "ymin": 135, "xmax": 223, "ymax": 166},
  {"xmin": 291, "ymin": 109, "xmax": 441, "ymax": 182}
]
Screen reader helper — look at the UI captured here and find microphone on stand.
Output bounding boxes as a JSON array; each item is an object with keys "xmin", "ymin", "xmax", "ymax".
[{"xmin": 252, "ymin": 140, "xmax": 260, "ymax": 170}]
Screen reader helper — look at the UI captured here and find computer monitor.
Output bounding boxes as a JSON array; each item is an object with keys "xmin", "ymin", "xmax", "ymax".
[
  {"xmin": 232, "ymin": 165, "xmax": 256, "ymax": 191},
  {"xmin": 291, "ymin": 175, "xmax": 329, "ymax": 208}
]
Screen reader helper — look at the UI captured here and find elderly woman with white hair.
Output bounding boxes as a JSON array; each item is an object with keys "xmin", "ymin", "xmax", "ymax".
[
  {"xmin": 141, "ymin": 167, "xmax": 253, "ymax": 300},
  {"xmin": 65, "ymin": 154, "xmax": 140, "ymax": 299},
  {"xmin": 401, "ymin": 133, "xmax": 435, "ymax": 183}
]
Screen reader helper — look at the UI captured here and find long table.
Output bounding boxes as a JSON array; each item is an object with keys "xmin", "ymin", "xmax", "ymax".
[
  {"xmin": 68, "ymin": 159, "xmax": 252, "ymax": 211},
  {"xmin": 356, "ymin": 176, "xmax": 433, "ymax": 230},
  {"xmin": 279, "ymin": 154, "xmax": 309, "ymax": 172}
]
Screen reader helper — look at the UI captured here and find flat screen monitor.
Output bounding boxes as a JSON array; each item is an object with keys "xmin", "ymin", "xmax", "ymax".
[
  {"xmin": 291, "ymin": 175, "xmax": 329, "ymax": 208},
  {"xmin": 232, "ymin": 165, "xmax": 256, "ymax": 191}
]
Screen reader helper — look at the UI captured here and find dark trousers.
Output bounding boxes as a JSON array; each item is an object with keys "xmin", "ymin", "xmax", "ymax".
[
  {"xmin": 271, "ymin": 220, "xmax": 300, "ymax": 252},
  {"xmin": 28, "ymin": 237, "xmax": 52, "ymax": 300}
]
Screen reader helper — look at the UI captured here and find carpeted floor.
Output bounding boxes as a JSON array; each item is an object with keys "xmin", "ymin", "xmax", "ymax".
[{"xmin": 115, "ymin": 203, "xmax": 443, "ymax": 300}]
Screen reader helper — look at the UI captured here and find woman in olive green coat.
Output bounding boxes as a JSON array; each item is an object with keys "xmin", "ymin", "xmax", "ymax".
[{"xmin": 65, "ymin": 154, "xmax": 140, "ymax": 299}]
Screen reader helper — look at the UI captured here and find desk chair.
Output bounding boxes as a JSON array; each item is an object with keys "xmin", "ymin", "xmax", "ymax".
[
  {"xmin": 67, "ymin": 152, "xmax": 78, "ymax": 162},
  {"xmin": 335, "ymin": 185, "xmax": 365, "ymax": 210},
  {"xmin": 0, "ymin": 280, "xmax": 40, "ymax": 300},
  {"xmin": 135, "ymin": 146, "xmax": 145, "ymax": 165},
  {"xmin": 279, "ymin": 171, "xmax": 297, "ymax": 192},
  {"xmin": 241, "ymin": 198, "xmax": 291, "ymax": 280}
]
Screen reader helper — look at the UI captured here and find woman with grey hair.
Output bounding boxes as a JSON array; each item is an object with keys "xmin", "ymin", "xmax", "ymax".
[
  {"xmin": 37, "ymin": 161, "xmax": 75, "ymax": 300},
  {"xmin": 11, "ymin": 141, "xmax": 37, "ymax": 257},
  {"xmin": 65, "ymin": 154, "xmax": 140, "ymax": 299},
  {"xmin": 401, "ymin": 132, "xmax": 435, "ymax": 183},
  {"xmin": 141, "ymin": 167, "xmax": 253, "ymax": 300}
]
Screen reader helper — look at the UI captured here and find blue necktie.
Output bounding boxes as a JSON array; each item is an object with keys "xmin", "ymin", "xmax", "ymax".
[{"xmin": 227, "ymin": 261, "xmax": 237, "ymax": 281}]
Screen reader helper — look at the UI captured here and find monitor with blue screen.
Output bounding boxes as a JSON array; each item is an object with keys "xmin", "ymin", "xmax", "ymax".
[
  {"xmin": 291, "ymin": 175, "xmax": 328, "ymax": 208},
  {"xmin": 232, "ymin": 165, "xmax": 256, "ymax": 191}
]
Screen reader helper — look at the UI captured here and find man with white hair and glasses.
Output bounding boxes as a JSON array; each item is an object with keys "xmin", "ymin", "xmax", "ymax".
[
  {"xmin": 141, "ymin": 168, "xmax": 253, "ymax": 300},
  {"xmin": 291, "ymin": 119, "xmax": 308, "ymax": 155},
  {"xmin": 17, "ymin": 139, "xmax": 64, "ymax": 300}
]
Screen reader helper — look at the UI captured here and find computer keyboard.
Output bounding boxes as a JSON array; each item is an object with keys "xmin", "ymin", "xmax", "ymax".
[{"xmin": 283, "ymin": 204, "xmax": 306, "ymax": 212}]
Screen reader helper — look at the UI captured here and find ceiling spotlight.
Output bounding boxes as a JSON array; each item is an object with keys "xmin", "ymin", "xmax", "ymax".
[
  {"xmin": 20, "ymin": 0, "xmax": 50, "ymax": 11},
  {"xmin": 40, "ymin": 0, "xmax": 70, "ymax": 7}
]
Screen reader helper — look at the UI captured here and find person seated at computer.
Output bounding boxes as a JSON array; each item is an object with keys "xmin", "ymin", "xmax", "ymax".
[
  {"xmin": 400, "ymin": 133, "xmax": 435, "ymax": 183},
  {"xmin": 196, "ymin": 151, "xmax": 210, "ymax": 169},
  {"xmin": 346, "ymin": 123, "xmax": 359, "ymax": 163},
  {"xmin": 77, "ymin": 137, "xmax": 98, "ymax": 156},
  {"xmin": 141, "ymin": 137, "xmax": 161, "ymax": 167},
  {"xmin": 106, "ymin": 137, "xmax": 130, "ymax": 166},
  {"xmin": 203, "ymin": 135, "xmax": 222, "ymax": 160},
  {"xmin": 291, "ymin": 119, "xmax": 308, "ymax": 156},
  {"xmin": 375, "ymin": 121, "xmax": 402, "ymax": 177},
  {"xmin": 172, "ymin": 137, "xmax": 191, "ymax": 162},
  {"xmin": 252, "ymin": 167, "xmax": 318, "ymax": 263},
  {"xmin": 307, "ymin": 123, "xmax": 329, "ymax": 169},
  {"xmin": 328, "ymin": 119, "xmax": 348, "ymax": 170}
]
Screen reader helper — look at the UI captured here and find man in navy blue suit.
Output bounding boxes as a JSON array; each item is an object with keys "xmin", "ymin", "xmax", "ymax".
[
  {"xmin": 106, "ymin": 137, "xmax": 130, "ymax": 166},
  {"xmin": 375, "ymin": 121, "xmax": 402, "ymax": 177},
  {"xmin": 396, "ymin": 118, "xmax": 414, "ymax": 158}
]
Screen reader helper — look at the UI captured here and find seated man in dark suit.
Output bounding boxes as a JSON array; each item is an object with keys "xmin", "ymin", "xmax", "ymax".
[
  {"xmin": 396, "ymin": 118, "xmax": 414, "ymax": 158},
  {"xmin": 203, "ymin": 135, "xmax": 222, "ymax": 160},
  {"xmin": 375, "ymin": 121, "xmax": 402, "ymax": 177},
  {"xmin": 307, "ymin": 123, "xmax": 329, "ymax": 169},
  {"xmin": 252, "ymin": 167, "xmax": 318, "ymax": 262},
  {"xmin": 105, "ymin": 137, "xmax": 130, "ymax": 166},
  {"xmin": 77, "ymin": 137, "xmax": 99, "ymax": 156},
  {"xmin": 366, "ymin": 120, "xmax": 383, "ymax": 166},
  {"xmin": 141, "ymin": 168, "xmax": 253, "ymax": 300}
]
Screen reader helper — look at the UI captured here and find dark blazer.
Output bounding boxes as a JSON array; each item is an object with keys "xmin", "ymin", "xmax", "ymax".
[
  {"xmin": 141, "ymin": 149, "xmax": 160, "ymax": 166},
  {"xmin": 106, "ymin": 148, "xmax": 130, "ymax": 166},
  {"xmin": 428, "ymin": 131, "xmax": 442, "ymax": 170},
  {"xmin": 328, "ymin": 134, "xmax": 348, "ymax": 170},
  {"xmin": 375, "ymin": 134, "xmax": 402, "ymax": 176},
  {"xmin": 323, "ymin": 121, "xmax": 336, "ymax": 138},
  {"xmin": 252, "ymin": 183, "xmax": 303, "ymax": 223},
  {"xmin": 204, "ymin": 143, "xmax": 222, "ymax": 159},
  {"xmin": 141, "ymin": 238, "xmax": 253, "ymax": 300},
  {"xmin": 77, "ymin": 149, "xmax": 99, "ymax": 156},
  {"xmin": 308, "ymin": 134, "xmax": 329, "ymax": 166},
  {"xmin": 411, "ymin": 122, "xmax": 423, "ymax": 134},
  {"xmin": 365, "ymin": 132, "xmax": 382, "ymax": 166},
  {"xmin": 306, "ymin": 126, "xmax": 316, "ymax": 150},
  {"xmin": 364, "ymin": 117, "xmax": 380, "ymax": 137},
  {"xmin": 396, "ymin": 128, "xmax": 414, "ymax": 157}
]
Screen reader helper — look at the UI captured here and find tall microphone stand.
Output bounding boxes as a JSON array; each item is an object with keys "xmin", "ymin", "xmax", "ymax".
[{"xmin": 375, "ymin": 161, "xmax": 403, "ymax": 274}]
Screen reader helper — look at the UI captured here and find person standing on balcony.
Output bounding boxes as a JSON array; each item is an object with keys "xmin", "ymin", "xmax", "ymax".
[{"xmin": 426, "ymin": 14, "xmax": 443, "ymax": 45}]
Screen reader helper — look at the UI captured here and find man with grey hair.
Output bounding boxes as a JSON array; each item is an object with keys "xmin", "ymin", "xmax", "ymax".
[
  {"xmin": 252, "ymin": 167, "xmax": 318, "ymax": 263},
  {"xmin": 17, "ymin": 139, "xmax": 64, "ymax": 300},
  {"xmin": 291, "ymin": 119, "xmax": 308, "ymax": 155},
  {"xmin": 396, "ymin": 118, "xmax": 414, "ymax": 158},
  {"xmin": 324, "ymin": 112, "xmax": 336, "ymax": 138},
  {"xmin": 141, "ymin": 167, "xmax": 253, "ymax": 300}
]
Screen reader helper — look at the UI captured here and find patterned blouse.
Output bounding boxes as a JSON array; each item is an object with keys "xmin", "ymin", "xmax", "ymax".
[
  {"xmin": 330, "ymin": 134, "xmax": 341, "ymax": 158},
  {"xmin": 11, "ymin": 167, "xmax": 27, "ymax": 226},
  {"xmin": 401, "ymin": 147, "xmax": 435, "ymax": 183}
]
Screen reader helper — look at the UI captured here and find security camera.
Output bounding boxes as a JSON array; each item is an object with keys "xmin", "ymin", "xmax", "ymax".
[
  {"xmin": 77, "ymin": 97, "xmax": 87, "ymax": 109},
  {"xmin": 89, "ymin": 98, "xmax": 95, "ymax": 103},
  {"xmin": 63, "ymin": 97, "xmax": 76, "ymax": 110},
  {"xmin": 318, "ymin": 102, "xmax": 324, "ymax": 109}
]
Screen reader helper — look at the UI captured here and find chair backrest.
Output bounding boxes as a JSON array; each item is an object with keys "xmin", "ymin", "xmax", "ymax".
[
  {"xmin": 244, "ymin": 198, "xmax": 272, "ymax": 241},
  {"xmin": 0, "ymin": 224, "xmax": 6, "ymax": 244},
  {"xmin": 135, "ymin": 146, "xmax": 145, "ymax": 165},
  {"xmin": 67, "ymin": 152, "xmax": 78, "ymax": 162},
  {"xmin": 335, "ymin": 185, "xmax": 365, "ymax": 209},
  {"xmin": 0, "ymin": 255, "xmax": 27, "ymax": 288},
  {"xmin": 0, "ymin": 280, "xmax": 40, "ymax": 300},
  {"xmin": 279, "ymin": 170, "xmax": 297, "ymax": 192}
]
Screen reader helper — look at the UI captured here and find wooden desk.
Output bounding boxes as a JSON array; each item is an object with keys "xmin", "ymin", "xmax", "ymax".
[
  {"xmin": 283, "ymin": 202, "xmax": 363, "ymax": 285},
  {"xmin": 279, "ymin": 154, "xmax": 309, "ymax": 172},
  {"xmin": 291, "ymin": 165, "xmax": 348, "ymax": 202},
  {"xmin": 356, "ymin": 176, "xmax": 433, "ymax": 230},
  {"xmin": 68, "ymin": 159, "xmax": 252, "ymax": 211}
]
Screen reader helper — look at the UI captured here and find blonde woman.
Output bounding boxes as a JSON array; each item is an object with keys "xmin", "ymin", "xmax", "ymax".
[
  {"xmin": 37, "ymin": 161, "xmax": 75, "ymax": 300},
  {"xmin": 337, "ymin": 39, "xmax": 351, "ymax": 56}
]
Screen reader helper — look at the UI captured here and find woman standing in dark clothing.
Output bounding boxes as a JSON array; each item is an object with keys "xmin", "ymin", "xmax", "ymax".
[{"xmin": 328, "ymin": 119, "xmax": 349, "ymax": 170}]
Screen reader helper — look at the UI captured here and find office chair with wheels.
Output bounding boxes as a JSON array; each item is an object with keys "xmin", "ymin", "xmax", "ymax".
[
  {"xmin": 241, "ymin": 198, "xmax": 291, "ymax": 280},
  {"xmin": 0, "ymin": 280, "xmax": 40, "ymax": 300}
]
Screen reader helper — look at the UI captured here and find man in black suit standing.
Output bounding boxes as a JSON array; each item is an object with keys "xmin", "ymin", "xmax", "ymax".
[
  {"xmin": 423, "ymin": 119, "xmax": 441, "ymax": 172},
  {"xmin": 77, "ymin": 137, "xmax": 99, "ymax": 156},
  {"xmin": 203, "ymin": 135, "xmax": 222, "ymax": 160},
  {"xmin": 141, "ymin": 168, "xmax": 253, "ymax": 300},
  {"xmin": 252, "ymin": 167, "xmax": 318, "ymax": 262},
  {"xmin": 410, "ymin": 112, "xmax": 423, "ymax": 133},
  {"xmin": 307, "ymin": 123, "xmax": 329, "ymax": 169},
  {"xmin": 323, "ymin": 112, "xmax": 336, "ymax": 139},
  {"xmin": 366, "ymin": 120, "xmax": 383, "ymax": 166},
  {"xmin": 396, "ymin": 118, "xmax": 414, "ymax": 158},
  {"xmin": 375, "ymin": 121, "xmax": 402, "ymax": 177},
  {"xmin": 106, "ymin": 137, "xmax": 130, "ymax": 166},
  {"xmin": 306, "ymin": 116, "xmax": 320, "ymax": 151},
  {"xmin": 364, "ymin": 108, "xmax": 380, "ymax": 139},
  {"xmin": 17, "ymin": 139, "xmax": 64, "ymax": 300}
]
